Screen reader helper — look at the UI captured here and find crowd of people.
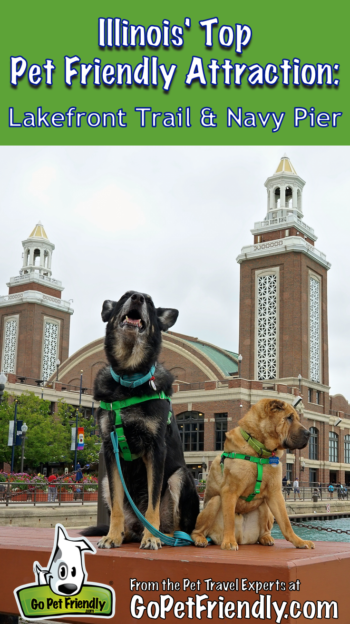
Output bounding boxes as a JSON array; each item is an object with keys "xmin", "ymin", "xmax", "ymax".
[{"xmin": 282, "ymin": 475, "xmax": 349, "ymax": 501}]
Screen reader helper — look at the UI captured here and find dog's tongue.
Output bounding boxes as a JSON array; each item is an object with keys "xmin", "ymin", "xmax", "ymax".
[{"xmin": 126, "ymin": 316, "xmax": 141, "ymax": 327}]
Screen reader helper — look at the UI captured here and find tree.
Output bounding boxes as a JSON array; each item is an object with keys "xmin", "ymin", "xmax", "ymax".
[{"xmin": 0, "ymin": 392, "xmax": 100, "ymax": 471}]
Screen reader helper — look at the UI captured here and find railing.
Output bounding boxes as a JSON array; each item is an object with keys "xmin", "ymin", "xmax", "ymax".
[
  {"xmin": 11, "ymin": 375, "xmax": 93, "ymax": 396},
  {"xmin": 253, "ymin": 215, "xmax": 315, "ymax": 235},
  {"xmin": 195, "ymin": 484, "xmax": 349, "ymax": 503},
  {"xmin": 0, "ymin": 482, "xmax": 98, "ymax": 506},
  {"xmin": 282, "ymin": 485, "xmax": 349, "ymax": 502},
  {"xmin": 9, "ymin": 274, "xmax": 62, "ymax": 287},
  {"xmin": 0, "ymin": 291, "xmax": 72, "ymax": 311}
]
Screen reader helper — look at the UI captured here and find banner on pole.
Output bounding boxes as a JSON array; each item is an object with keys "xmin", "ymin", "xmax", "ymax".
[
  {"xmin": 8, "ymin": 420, "xmax": 23, "ymax": 446},
  {"xmin": 77, "ymin": 427, "xmax": 84, "ymax": 450},
  {"xmin": 8, "ymin": 421, "xmax": 14, "ymax": 446},
  {"xmin": 71, "ymin": 427, "xmax": 76, "ymax": 451}
]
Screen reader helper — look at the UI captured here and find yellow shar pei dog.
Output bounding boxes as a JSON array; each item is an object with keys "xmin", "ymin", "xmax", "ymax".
[{"xmin": 191, "ymin": 399, "xmax": 314, "ymax": 551}]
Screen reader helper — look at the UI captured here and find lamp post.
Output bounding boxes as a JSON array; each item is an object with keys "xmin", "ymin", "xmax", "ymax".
[
  {"xmin": 56, "ymin": 359, "xmax": 60, "ymax": 382},
  {"xmin": 74, "ymin": 370, "xmax": 83, "ymax": 471},
  {"xmin": 11, "ymin": 399, "xmax": 18, "ymax": 473},
  {"xmin": 298, "ymin": 373, "xmax": 302, "ymax": 393},
  {"xmin": 0, "ymin": 372, "xmax": 7, "ymax": 403},
  {"xmin": 238, "ymin": 354, "xmax": 243, "ymax": 378},
  {"xmin": 20, "ymin": 423, "xmax": 28, "ymax": 473}
]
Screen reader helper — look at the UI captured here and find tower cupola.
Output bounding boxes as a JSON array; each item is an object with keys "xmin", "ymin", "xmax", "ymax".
[
  {"xmin": 264, "ymin": 155, "xmax": 305, "ymax": 220},
  {"xmin": 20, "ymin": 222, "xmax": 55, "ymax": 279}
]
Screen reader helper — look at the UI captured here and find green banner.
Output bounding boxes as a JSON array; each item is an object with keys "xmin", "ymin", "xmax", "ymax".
[
  {"xmin": 1, "ymin": 0, "xmax": 348, "ymax": 145},
  {"xmin": 16, "ymin": 583, "xmax": 114, "ymax": 619}
]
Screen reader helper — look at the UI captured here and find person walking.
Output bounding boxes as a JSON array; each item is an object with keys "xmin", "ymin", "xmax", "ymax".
[
  {"xmin": 286, "ymin": 480, "xmax": 292, "ymax": 498},
  {"xmin": 48, "ymin": 473, "xmax": 57, "ymax": 503},
  {"xmin": 328, "ymin": 483, "xmax": 334, "ymax": 499},
  {"xmin": 293, "ymin": 477, "xmax": 301, "ymax": 501},
  {"xmin": 75, "ymin": 463, "xmax": 83, "ymax": 483}
]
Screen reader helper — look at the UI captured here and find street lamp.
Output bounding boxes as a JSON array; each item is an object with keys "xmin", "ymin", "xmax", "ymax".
[
  {"xmin": 56, "ymin": 359, "xmax": 60, "ymax": 382},
  {"xmin": 20, "ymin": 422, "xmax": 28, "ymax": 473},
  {"xmin": 0, "ymin": 372, "xmax": 7, "ymax": 403},
  {"xmin": 238, "ymin": 354, "xmax": 243, "ymax": 378}
]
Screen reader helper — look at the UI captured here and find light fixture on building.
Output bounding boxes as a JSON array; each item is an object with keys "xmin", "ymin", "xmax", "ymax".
[
  {"xmin": 300, "ymin": 458, "xmax": 306, "ymax": 472},
  {"xmin": 335, "ymin": 417, "xmax": 342, "ymax": 427},
  {"xmin": 298, "ymin": 373, "xmax": 302, "ymax": 392},
  {"xmin": 238, "ymin": 354, "xmax": 243, "ymax": 378},
  {"xmin": 293, "ymin": 396, "xmax": 302, "ymax": 409}
]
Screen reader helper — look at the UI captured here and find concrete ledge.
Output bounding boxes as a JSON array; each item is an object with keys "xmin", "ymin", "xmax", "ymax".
[
  {"xmin": 0, "ymin": 527, "xmax": 349, "ymax": 622},
  {"xmin": 283, "ymin": 500, "xmax": 350, "ymax": 516},
  {"xmin": 0, "ymin": 505, "xmax": 97, "ymax": 528}
]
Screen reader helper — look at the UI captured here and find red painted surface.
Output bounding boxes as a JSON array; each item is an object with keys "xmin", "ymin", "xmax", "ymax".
[{"xmin": 1, "ymin": 527, "xmax": 349, "ymax": 623}]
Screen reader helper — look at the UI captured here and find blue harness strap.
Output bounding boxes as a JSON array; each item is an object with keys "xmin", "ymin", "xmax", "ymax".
[{"xmin": 110, "ymin": 429, "xmax": 209, "ymax": 547}]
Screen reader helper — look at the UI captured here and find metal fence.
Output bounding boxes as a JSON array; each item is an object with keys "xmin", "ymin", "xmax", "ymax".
[
  {"xmin": 0, "ymin": 482, "xmax": 98, "ymax": 506},
  {"xmin": 195, "ymin": 484, "xmax": 349, "ymax": 503},
  {"xmin": 282, "ymin": 485, "xmax": 348, "ymax": 502}
]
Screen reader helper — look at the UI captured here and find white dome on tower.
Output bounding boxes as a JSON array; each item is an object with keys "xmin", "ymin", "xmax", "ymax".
[{"xmin": 20, "ymin": 222, "xmax": 55, "ymax": 279}]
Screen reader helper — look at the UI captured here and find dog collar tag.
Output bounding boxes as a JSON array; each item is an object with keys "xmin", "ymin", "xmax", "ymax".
[
  {"xmin": 269, "ymin": 456, "xmax": 279, "ymax": 466},
  {"xmin": 149, "ymin": 376, "xmax": 157, "ymax": 391}
]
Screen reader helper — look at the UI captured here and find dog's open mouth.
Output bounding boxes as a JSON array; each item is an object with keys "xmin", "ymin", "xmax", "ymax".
[{"xmin": 121, "ymin": 309, "xmax": 145, "ymax": 331}]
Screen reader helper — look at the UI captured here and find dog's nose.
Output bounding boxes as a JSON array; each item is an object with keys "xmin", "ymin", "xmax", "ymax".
[
  {"xmin": 305, "ymin": 429, "xmax": 311, "ymax": 438},
  {"xmin": 58, "ymin": 583, "xmax": 78, "ymax": 595},
  {"xmin": 131, "ymin": 293, "xmax": 145, "ymax": 304}
]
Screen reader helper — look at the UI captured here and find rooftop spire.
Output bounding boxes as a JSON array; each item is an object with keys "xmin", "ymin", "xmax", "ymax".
[
  {"xmin": 274, "ymin": 155, "xmax": 297, "ymax": 175},
  {"xmin": 29, "ymin": 222, "xmax": 48, "ymax": 240}
]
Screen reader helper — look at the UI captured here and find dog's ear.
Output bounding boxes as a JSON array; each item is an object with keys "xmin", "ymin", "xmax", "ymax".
[
  {"xmin": 156, "ymin": 308, "xmax": 179, "ymax": 331},
  {"xmin": 268, "ymin": 400, "xmax": 285, "ymax": 412},
  {"xmin": 101, "ymin": 300, "xmax": 115, "ymax": 323}
]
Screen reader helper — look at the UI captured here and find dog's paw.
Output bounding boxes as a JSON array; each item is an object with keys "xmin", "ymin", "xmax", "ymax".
[
  {"xmin": 295, "ymin": 539, "xmax": 315, "ymax": 549},
  {"xmin": 259, "ymin": 535, "xmax": 275, "ymax": 546},
  {"xmin": 97, "ymin": 535, "xmax": 123, "ymax": 549},
  {"xmin": 221, "ymin": 540, "xmax": 239, "ymax": 551},
  {"xmin": 192, "ymin": 535, "xmax": 208, "ymax": 548},
  {"xmin": 140, "ymin": 536, "xmax": 162, "ymax": 550}
]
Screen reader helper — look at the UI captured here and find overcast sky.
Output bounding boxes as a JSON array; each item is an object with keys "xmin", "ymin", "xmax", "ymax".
[{"xmin": 0, "ymin": 146, "xmax": 349, "ymax": 397}]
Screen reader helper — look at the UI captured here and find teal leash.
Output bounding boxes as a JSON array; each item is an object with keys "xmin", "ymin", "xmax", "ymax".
[{"xmin": 110, "ymin": 428, "xmax": 200, "ymax": 547}]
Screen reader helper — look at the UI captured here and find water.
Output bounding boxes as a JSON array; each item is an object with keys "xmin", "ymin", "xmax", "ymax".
[{"xmin": 271, "ymin": 517, "xmax": 350, "ymax": 542}]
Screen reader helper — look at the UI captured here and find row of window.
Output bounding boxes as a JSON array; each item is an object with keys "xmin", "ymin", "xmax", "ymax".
[
  {"xmin": 308, "ymin": 389, "xmax": 322, "ymax": 405},
  {"xmin": 309, "ymin": 428, "xmax": 350, "ymax": 463},
  {"xmin": 177, "ymin": 412, "xmax": 228, "ymax": 452},
  {"xmin": 177, "ymin": 414, "xmax": 350, "ymax": 462}
]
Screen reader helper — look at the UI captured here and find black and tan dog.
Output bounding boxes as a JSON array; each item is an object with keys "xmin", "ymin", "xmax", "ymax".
[
  {"xmin": 191, "ymin": 399, "xmax": 314, "ymax": 551},
  {"xmin": 83, "ymin": 291, "xmax": 199, "ymax": 550}
]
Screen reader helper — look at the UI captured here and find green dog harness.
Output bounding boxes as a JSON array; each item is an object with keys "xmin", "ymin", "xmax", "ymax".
[
  {"xmin": 220, "ymin": 429, "xmax": 279, "ymax": 502},
  {"xmin": 220, "ymin": 452, "xmax": 271, "ymax": 502},
  {"xmin": 100, "ymin": 392, "xmax": 172, "ymax": 462}
]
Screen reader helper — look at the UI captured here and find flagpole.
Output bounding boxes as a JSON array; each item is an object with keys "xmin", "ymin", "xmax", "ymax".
[
  {"xmin": 74, "ymin": 370, "xmax": 83, "ymax": 471},
  {"xmin": 11, "ymin": 400, "xmax": 18, "ymax": 473}
]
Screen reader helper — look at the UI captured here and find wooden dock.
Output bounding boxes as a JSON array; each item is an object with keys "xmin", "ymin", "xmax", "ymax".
[{"xmin": 0, "ymin": 526, "xmax": 349, "ymax": 623}]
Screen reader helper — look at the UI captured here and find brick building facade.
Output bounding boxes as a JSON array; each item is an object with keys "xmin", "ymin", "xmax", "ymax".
[{"xmin": 1, "ymin": 158, "xmax": 350, "ymax": 486}]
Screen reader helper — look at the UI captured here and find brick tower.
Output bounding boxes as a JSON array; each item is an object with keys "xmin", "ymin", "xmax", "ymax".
[
  {"xmin": 236, "ymin": 156, "xmax": 331, "ymax": 406},
  {"xmin": 0, "ymin": 223, "xmax": 73, "ymax": 381}
]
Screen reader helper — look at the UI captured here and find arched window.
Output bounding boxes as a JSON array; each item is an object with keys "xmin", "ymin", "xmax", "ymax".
[
  {"xmin": 274, "ymin": 187, "xmax": 280, "ymax": 209},
  {"xmin": 176, "ymin": 411, "xmax": 204, "ymax": 452},
  {"xmin": 34, "ymin": 248, "xmax": 41, "ymax": 267},
  {"xmin": 309, "ymin": 427, "xmax": 318, "ymax": 460},
  {"xmin": 329, "ymin": 432, "xmax": 338, "ymax": 463},
  {"xmin": 345, "ymin": 435, "xmax": 350, "ymax": 464}
]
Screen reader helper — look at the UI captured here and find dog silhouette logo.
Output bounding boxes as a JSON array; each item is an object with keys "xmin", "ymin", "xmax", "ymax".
[
  {"xmin": 34, "ymin": 525, "xmax": 94, "ymax": 596},
  {"xmin": 14, "ymin": 524, "xmax": 115, "ymax": 620}
]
